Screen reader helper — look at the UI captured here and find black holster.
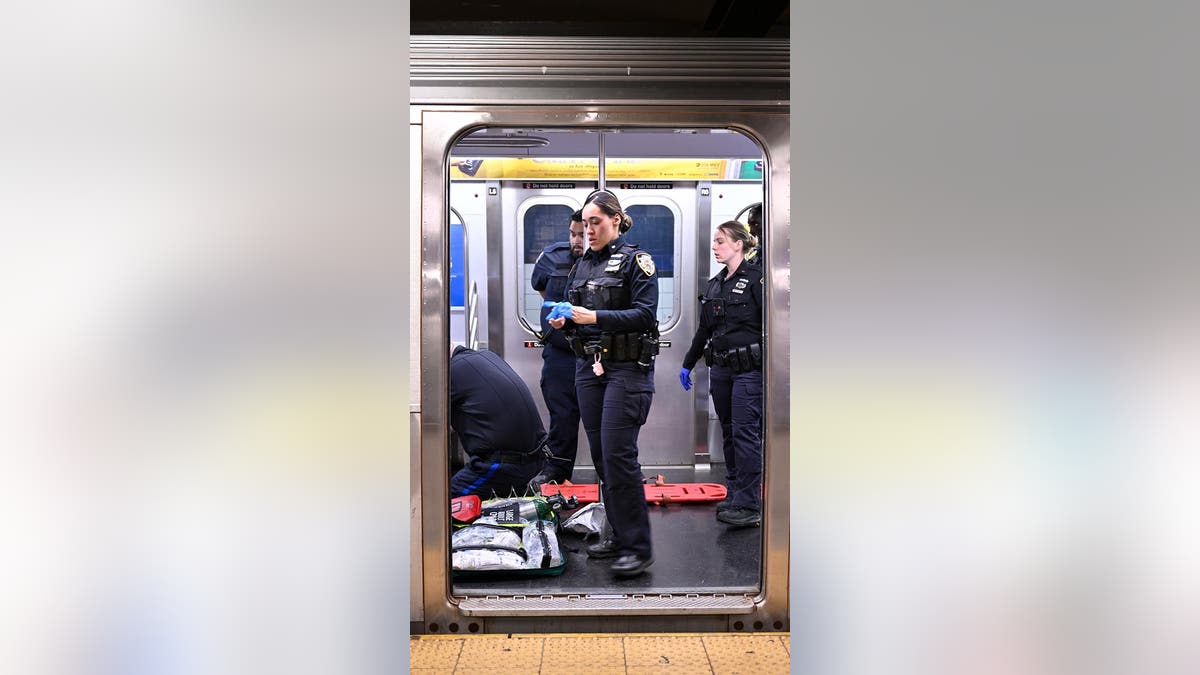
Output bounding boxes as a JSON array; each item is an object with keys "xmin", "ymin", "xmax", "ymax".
[
  {"xmin": 636, "ymin": 333, "xmax": 660, "ymax": 370},
  {"xmin": 569, "ymin": 334, "xmax": 602, "ymax": 358}
]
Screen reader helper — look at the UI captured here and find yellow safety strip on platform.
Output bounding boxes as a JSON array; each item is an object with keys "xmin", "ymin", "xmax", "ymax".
[{"xmin": 411, "ymin": 632, "xmax": 790, "ymax": 674}]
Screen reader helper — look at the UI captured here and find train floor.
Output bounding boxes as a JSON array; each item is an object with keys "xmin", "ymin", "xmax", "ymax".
[
  {"xmin": 410, "ymin": 632, "xmax": 791, "ymax": 674},
  {"xmin": 453, "ymin": 464, "xmax": 762, "ymax": 596}
]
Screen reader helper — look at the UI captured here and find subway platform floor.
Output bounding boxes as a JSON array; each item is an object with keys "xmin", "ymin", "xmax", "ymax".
[{"xmin": 410, "ymin": 632, "xmax": 791, "ymax": 674}]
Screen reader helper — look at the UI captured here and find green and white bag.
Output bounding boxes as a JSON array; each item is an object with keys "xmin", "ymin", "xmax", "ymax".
[{"xmin": 451, "ymin": 497, "xmax": 566, "ymax": 578}]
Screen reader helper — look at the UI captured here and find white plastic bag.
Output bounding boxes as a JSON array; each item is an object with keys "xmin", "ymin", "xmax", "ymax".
[
  {"xmin": 521, "ymin": 519, "xmax": 563, "ymax": 569},
  {"xmin": 451, "ymin": 521, "xmax": 522, "ymax": 550},
  {"xmin": 451, "ymin": 517, "xmax": 528, "ymax": 571},
  {"xmin": 452, "ymin": 548, "xmax": 527, "ymax": 571},
  {"xmin": 561, "ymin": 502, "xmax": 606, "ymax": 535}
]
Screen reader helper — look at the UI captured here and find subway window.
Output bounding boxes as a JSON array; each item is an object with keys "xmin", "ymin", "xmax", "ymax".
[
  {"xmin": 624, "ymin": 202, "xmax": 679, "ymax": 328},
  {"xmin": 448, "ymin": 208, "xmax": 471, "ymax": 347},
  {"xmin": 520, "ymin": 202, "xmax": 576, "ymax": 326},
  {"xmin": 449, "ymin": 219, "xmax": 466, "ymax": 309}
]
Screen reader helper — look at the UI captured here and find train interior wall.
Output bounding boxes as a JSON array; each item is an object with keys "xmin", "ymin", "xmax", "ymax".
[{"xmin": 449, "ymin": 176, "xmax": 764, "ymax": 469}]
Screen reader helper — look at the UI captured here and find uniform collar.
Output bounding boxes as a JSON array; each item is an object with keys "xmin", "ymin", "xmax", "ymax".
[
  {"xmin": 549, "ymin": 241, "xmax": 579, "ymax": 260},
  {"xmin": 584, "ymin": 235, "xmax": 626, "ymax": 261},
  {"xmin": 717, "ymin": 260, "xmax": 751, "ymax": 282}
]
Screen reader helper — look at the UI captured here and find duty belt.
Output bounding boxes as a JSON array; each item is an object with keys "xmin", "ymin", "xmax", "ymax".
[
  {"xmin": 706, "ymin": 343, "xmax": 762, "ymax": 373},
  {"xmin": 489, "ymin": 437, "xmax": 551, "ymax": 464},
  {"xmin": 569, "ymin": 331, "xmax": 660, "ymax": 365}
]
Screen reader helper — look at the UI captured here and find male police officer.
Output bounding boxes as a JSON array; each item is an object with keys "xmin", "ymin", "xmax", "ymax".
[
  {"xmin": 449, "ymin": 345, "xmax": 548, "ymax": 498},
  {"xmin": 527, "ymin": 211, "xmax": 587, "ymax": 487},
  {"xmin": 743, "ymin": 203, "xmax": 763, "ymax": 267}
]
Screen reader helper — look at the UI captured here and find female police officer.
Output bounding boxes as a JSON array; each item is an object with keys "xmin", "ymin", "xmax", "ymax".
[
  {"xmin": 679, "ymin": 221, "xmax": 764, "ymax": 527},
  {"xmin": 547, "ymin": 190, "xmax": 659, "ymax": 577}
]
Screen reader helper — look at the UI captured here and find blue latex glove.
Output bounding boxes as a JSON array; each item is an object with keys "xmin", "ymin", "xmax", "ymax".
[
  {"xmin": 543, "ymin": 300, "xmax": 574, "ymax": 321},
  {"xmin": 679, "ymin": 368, "xmax": 692, "ymax": 391}
]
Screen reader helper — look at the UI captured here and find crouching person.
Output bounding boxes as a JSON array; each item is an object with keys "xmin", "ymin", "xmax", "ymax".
[{"xmin": 449, "ymin": 345, "xmax": 548, "ymax": 498}]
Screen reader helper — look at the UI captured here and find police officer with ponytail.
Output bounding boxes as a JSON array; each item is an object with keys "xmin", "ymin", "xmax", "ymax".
[
  {"xmin": 548, "ymin": 189, "xmax": 658, "ymax": 577},
  {"xmin": 679, "ymin": 221, "xmax": 764, "ymax": 528}
]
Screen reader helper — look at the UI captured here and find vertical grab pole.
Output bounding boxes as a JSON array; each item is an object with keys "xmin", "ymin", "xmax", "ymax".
[
  {"xmin": 595, "ymin": 131, "xmax": 604, "ymax": 504},
  {"xmin": 597, "ymin": 130, "xmax": 605, "ymax": 192}
]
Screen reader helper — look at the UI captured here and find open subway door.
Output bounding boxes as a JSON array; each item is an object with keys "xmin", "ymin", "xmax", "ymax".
[{"xmin": 411, "ymin": 35, "xmax": 789, "ymax": 635}]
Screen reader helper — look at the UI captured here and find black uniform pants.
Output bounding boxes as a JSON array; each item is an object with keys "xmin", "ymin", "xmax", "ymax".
[
  {"xmin": 450, "ymin": 455, "xmax": 543, "ymax": 499},
  {"xmin": 709, "ymin": 365, "xmax": 763, "ymax": 510},
  {"xmin": 575, "ymin": 362, "xmax": 654, "ymax": 558},
  {"xmin": 539, "ymin": 345, "xmax": 582, "ymax": 479}
]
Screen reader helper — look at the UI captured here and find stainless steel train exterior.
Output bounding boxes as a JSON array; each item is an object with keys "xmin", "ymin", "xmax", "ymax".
[{"xmin": 410, "ymin": 36, "xmax": 790, "ymax": 634}]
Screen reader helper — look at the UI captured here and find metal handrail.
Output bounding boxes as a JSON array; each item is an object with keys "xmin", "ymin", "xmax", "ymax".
[{"xmin": 467, "ymin": 282, "xmax": 479, "ymax": 351}]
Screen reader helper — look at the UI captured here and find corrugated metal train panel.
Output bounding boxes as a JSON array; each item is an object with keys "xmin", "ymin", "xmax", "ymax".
[{"xmin": 411, "ymin": 36, "xmax": 789, "ymax": 104}]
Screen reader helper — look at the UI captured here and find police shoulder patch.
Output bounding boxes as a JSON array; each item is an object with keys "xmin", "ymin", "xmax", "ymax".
[{"xmin": 636, "ymin": 252, "xmax": 655, "ymax": 277}]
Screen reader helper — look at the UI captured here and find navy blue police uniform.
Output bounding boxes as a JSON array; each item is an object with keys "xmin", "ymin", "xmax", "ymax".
[
  {"xmin": 561, "ymin": 236, "xmax": 659, "ymax": 564},
  {"xmin": 682, "ymin": 260, "xmax": 764, "ymax": 519},
  {"xmin": 449, "ymin": 346, "xmax": 548, "ymax": 498},
  {"xmin": 530, "ymin": 241, "xmax": 583, "ymax": 482}
]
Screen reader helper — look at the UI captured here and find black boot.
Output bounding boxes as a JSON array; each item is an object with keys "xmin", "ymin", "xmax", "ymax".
[
  {"xmin": 528, "ymin": 469, "xmax": 570, "ymax": 492},
  {"xmin": 586, "ymin": 538, "xmax": 620, "ymax": 559},
  {"xmin": 716, "ymin": 507, "xmax": 762, "ymax": 527},
  {"xmin": 610, "ymin": 554, "xmax": 654, "ymax": 577}
]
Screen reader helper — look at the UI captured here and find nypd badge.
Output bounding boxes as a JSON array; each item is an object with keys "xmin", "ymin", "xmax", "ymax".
[{"xmin": 636, "ymin": 252, "xmax": 655, "ymax": 277}]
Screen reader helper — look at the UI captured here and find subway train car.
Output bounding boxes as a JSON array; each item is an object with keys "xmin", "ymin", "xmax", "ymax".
[{"xmin": 410, "ymin": 35, "xmax": 789, "ymax": 634}]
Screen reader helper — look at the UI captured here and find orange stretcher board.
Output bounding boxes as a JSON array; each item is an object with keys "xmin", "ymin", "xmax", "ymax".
[{"xmin": 540, "ymin": 480, "xmax": 726, "ymax": 505}]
